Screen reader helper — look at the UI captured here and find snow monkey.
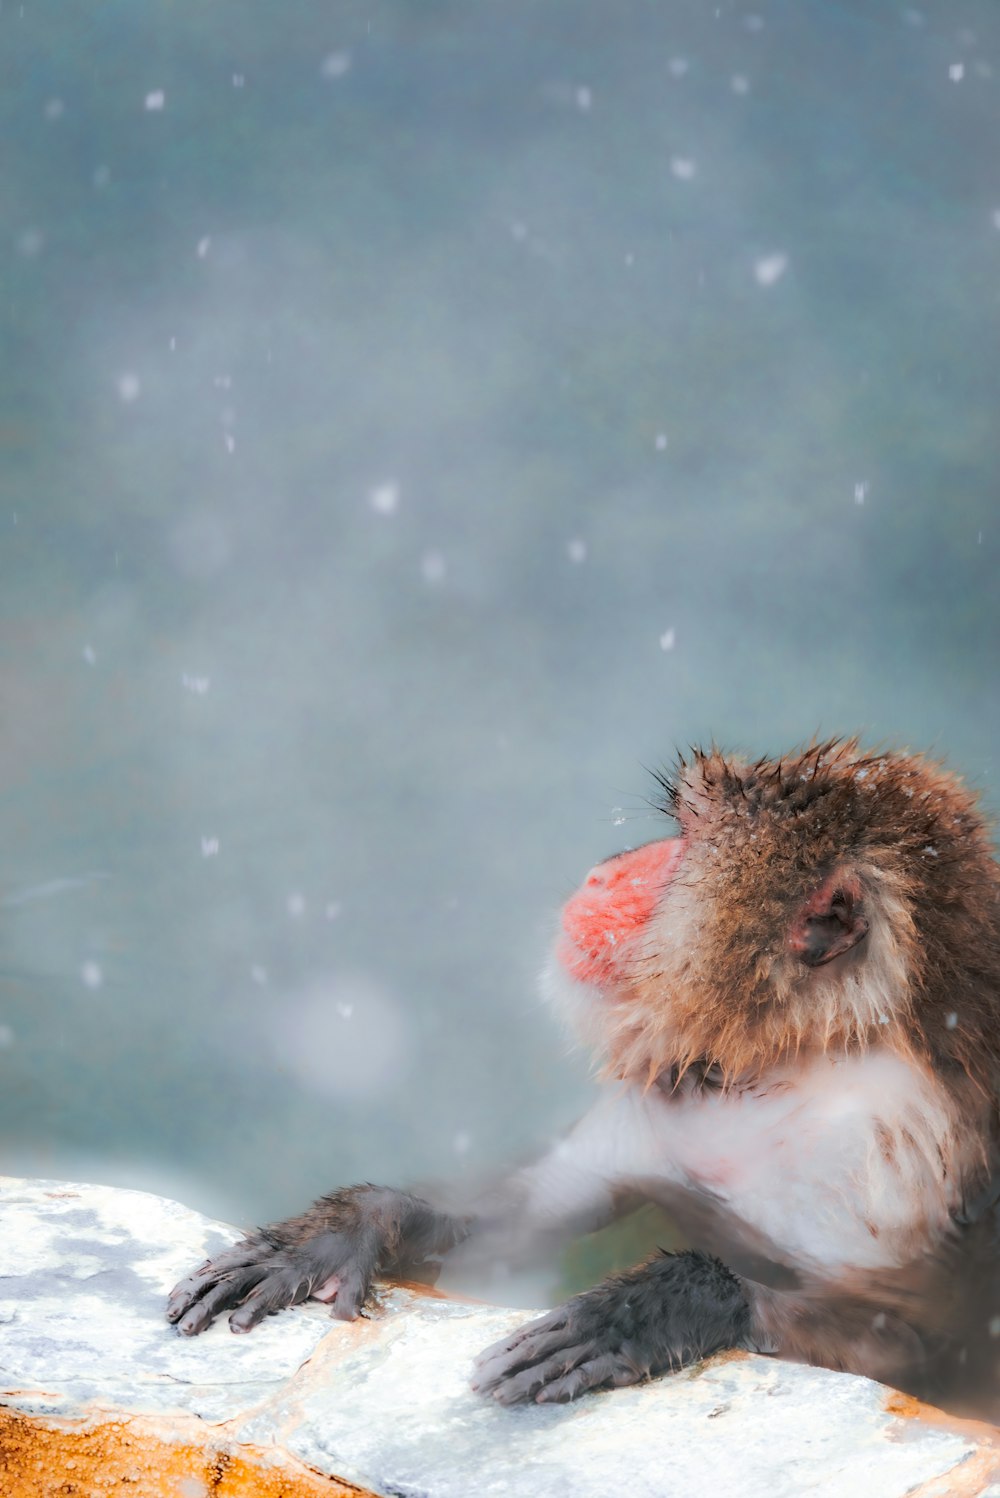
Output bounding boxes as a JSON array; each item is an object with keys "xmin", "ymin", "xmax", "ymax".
[{"xmin": 167, "ymin": 739, "xmax": 1000, "ymax": 1414}]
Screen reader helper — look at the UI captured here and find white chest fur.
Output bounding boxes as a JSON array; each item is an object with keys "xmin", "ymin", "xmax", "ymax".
[
  {"xmin": 639, "ymin": 1050, "xmax": 962, "ymax": 1274},
  {"xmin": 530, "ymin": 1049, "xmax": 967, "ymax": 1278}
]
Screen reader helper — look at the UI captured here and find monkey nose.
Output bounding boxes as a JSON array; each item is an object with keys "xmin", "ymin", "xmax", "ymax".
[{"xmin": 559, "ymin": 837, "xmax": 685, "ymax": 984}]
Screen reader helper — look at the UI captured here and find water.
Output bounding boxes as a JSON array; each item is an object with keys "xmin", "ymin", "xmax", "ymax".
[{"xmin": 1, "ymin": 0, "xmax": 998, "ymax": 1227}]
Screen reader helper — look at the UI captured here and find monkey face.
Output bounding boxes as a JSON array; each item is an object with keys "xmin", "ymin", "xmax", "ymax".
[{"xmin": 545, "ymin": 739, "xmax": 997, "ymax": 1088}]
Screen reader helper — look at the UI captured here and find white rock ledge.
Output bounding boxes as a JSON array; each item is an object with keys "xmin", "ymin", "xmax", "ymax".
[{"xmin": 2, "ymin": 1176, "xmax": 1000, "ymax": 1497}]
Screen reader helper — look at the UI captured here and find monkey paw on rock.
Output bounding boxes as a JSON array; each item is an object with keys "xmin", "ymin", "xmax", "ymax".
[
  {"xmin": 166, "ymin": 1230, "xmax": 375, "ymax": 1335},
  {"xmin": 166, "ymin": 1185, "xmax": 466, "ymax": 1336},
  {"xmin": 471, "ymin": 1249, "xmax": 750, "ymax": 1405}
]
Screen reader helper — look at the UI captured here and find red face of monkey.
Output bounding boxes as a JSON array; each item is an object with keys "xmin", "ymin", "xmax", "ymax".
[
  {"xmin": 546, "ymin": 740, "xmax": 996, "ymax": 1087},
  {"xmin": 557, "ymin": 839, "xmax": 687, "ymax": 989}
]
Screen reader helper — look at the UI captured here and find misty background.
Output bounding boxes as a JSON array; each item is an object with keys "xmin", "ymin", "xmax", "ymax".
[{"xmin": 1, "ymin": 0, "xmax": 998, "ymax": 1237}]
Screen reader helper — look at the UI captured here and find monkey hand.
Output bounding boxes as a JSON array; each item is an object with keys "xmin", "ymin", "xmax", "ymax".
[
  {"xmin": 166, "ymin": 1229, "xmax": 375, "ymax": 1335},
  {"xmin": 471, "ymin": 1249, "xmax": 750, "ymax": 1405},
  {"xmin": 166, "ymin": 1185, "xmax": 467, "ymax": 1336}
]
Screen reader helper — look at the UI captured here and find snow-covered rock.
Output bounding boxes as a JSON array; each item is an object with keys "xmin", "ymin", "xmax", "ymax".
[{"xmin": 2, "ymin": 1176, "xmax": 1000, "ymax": 1497}]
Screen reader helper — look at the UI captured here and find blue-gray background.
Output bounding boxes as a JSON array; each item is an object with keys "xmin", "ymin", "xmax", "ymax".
[{"xmin": 1, "ymin": 0, "xmax": 998, "ymax": 1228}]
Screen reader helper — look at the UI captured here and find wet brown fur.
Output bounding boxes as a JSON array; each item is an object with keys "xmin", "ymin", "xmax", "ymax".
[{"xmin": 598, "ymin": 739, "xmax": 1000, "ymax": 1108}]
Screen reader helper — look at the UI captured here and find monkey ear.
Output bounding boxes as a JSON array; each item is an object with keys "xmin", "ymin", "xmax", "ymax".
[{"xmin": 788, "ymin": 874, "xmax": 869, "ymax": 968}]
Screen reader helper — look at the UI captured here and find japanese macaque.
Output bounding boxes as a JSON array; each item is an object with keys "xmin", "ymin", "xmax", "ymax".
[{"xmin": 167, "ymin": 739, "xmax": 1000, "ymax": 1413}]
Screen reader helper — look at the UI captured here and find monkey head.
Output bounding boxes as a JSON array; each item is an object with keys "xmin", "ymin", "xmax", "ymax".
[{"xmin": 545, "ymin": 739, "xmax": 1000, "ymax": 1089}]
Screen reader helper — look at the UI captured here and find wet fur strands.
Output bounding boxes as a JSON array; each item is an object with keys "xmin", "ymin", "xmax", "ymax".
[{"xmin": 168, "ymin": 738, "xmax": 1000, "ymax": 1416}]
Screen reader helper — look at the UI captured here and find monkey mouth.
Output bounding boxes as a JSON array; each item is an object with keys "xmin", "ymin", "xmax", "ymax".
[{"xmin": 557, "ymin": 837, "xmax": 686, "ymax": 986}]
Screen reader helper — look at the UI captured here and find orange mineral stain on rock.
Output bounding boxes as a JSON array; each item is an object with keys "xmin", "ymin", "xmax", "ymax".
[
  {"xmin": 0, "ymin": 1406, "xmax": 373, "ymax": 1498},
  {"xmin": 883, "ymin": 1389, "xmax": 1000, "ymax": 1497},
  {"xmin": 884, "ymin": 1387, "xmax": 1000, "ymax": 1441}
]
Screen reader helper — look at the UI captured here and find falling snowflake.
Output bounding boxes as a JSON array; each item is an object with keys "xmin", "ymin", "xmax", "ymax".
[
  {"xmin": 670, "ymin": 157, "xmax": 697, "ymax": 180},
  {"xmin": 81, "ymin": 961, "xmax": 103, "ymax": 990},
  {"xmin": 197, "ymin": 236, "xmax": 211, "ymax": 258},
  {"xmin": 200, "ymin": 836, "xmax": 220, "ymax": 858},
  {"xmin": 369, "ymin": 481, "xmax": 399, "ymax": 515},
  {"xmin": 567, "ymin": 538, "xmax": 587, "ymax": 564},
  {"xmin": 754, "ymin": 254, "xmax": 788, "ymax": 287},
  {"xmin": 421, "ymin": 551, "xmax": 447, "ymax": 583},
  {"xmin": 659, "ymin": 628, "xmax": 676, "ymax": 652},
  {"xmin": 321, "ymin": 51, "xmax": 352, "ymax": 79},
  {"xmin": 117, "ymin": 373, "xmax": 141, "ymax": 403},
  {"xmin": 144, "ymin": 90, "xmax": 166, "ymax": 111},
  {"xmin": 948, "ymin": 62, "xmax": 965, "ymax": 81},
  {"xmin": 287, "ymin": 892, "xmax": 306, "ymax": 918}
]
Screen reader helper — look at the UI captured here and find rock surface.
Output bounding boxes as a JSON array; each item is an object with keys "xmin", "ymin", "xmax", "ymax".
[{"xmin": 2, "ymin": 1175, "xmax": 1000, "ymax": 1497}]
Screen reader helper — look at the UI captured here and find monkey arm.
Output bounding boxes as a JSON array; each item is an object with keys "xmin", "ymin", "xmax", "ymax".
[
  {"xmin": 471, "ymin": 1205, "xmax": 975, "ymax": 1408},
  {"xmin": 467, "ymin": 1164, "xmax": 965, "ymax": 1407},
  {"xmin": 166, "ymin": 1185, "xmax": 468, "ymax": 1335},
  {"xmin": 167, "ymin": 1088, "xmax": 657, "ymax": 1337},
  {"xmin": 472, "ymin": 1248, "xmax": 750, "ymax": 1404},
  {"xmin": 744, "ymin": 1276, "xmax": 934, "ymax": 1386},
  {"xmin": 469, "ymin": 1249, "xmax": 948, "ymax": 1406},
  {"xmin": 458, "ymin": 1084, "xmax": 663, "ymax": 1261}
]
